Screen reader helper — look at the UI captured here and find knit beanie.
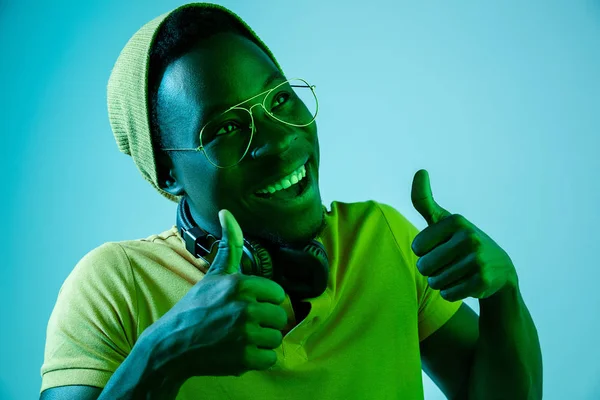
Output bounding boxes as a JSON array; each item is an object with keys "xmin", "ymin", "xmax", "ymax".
[{"xmin": 107, "ymin": 3, "xmax": 284, "ymax": 203}]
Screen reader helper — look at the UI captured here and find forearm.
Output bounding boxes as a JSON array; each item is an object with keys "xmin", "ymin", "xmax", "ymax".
[
  {"xmin": 97, "ymin": 329, "xmax": 184, "ymax": 400},
  {"xmin": 467, "ymin": 282, "xmax": 543, "ymax": 400}
]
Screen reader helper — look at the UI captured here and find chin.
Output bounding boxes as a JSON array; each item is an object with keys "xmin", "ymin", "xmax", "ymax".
[{"xmin": 253, "ymin": 204, "xmax": 327, "ymax": 249}]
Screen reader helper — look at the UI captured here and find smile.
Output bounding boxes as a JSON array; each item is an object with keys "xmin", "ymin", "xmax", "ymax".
[
  {"xmin": 255, "ymin": 163, "xmax": 307, "ymax": 196},
  {"xmin": 253, "ymin": 162, "xmax": 313, "ymax": 204}
]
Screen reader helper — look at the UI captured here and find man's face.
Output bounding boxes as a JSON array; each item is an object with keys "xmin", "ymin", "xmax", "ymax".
[{"xmin": 156, "ymin": 32, "xmax": 326, "ymax": 248}]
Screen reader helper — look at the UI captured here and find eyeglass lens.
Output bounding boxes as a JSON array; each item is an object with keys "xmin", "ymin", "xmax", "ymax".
[{"xmin": 200, "ymin": 79, "xmax": 317, "ymax": 168}]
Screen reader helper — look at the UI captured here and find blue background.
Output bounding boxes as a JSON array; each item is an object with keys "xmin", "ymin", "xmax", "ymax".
[{"xmin": 1, "ymin": 1, "xmax": 599, "ymax": 399}]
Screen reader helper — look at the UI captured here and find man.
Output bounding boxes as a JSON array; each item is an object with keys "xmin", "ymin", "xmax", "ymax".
[{"xmin": 40, "ymin": 3, "xmax": 543, "ymax": 399}]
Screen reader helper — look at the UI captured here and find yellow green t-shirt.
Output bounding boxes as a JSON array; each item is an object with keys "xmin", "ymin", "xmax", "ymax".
[{"xmin": 40, "ymin": 200, "xmax": 462, "ymax": 399}]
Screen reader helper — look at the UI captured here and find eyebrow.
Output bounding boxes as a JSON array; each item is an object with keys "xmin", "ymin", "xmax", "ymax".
[{"xmin": 200, "ymin": 70, "xmax": 286, "ymax": 123}]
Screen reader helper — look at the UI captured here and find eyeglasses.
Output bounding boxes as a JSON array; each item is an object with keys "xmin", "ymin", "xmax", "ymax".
[{"xmin": 161, "ymin": 77, "xmax": 319, "ymax": 169}]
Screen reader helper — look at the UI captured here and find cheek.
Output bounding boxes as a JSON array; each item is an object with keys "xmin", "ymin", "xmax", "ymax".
[
  {"xmin": 213, "ymin": 172, "xmax": 245, "ymax": 198},
  {"xmin": 307, "ymin": 121, "xmax": 318, "ymax": 137},
  {"xmin": 177, "ymin": 160, "xmax": 215, "ymax": 195},
  {"xmin": 302, "ymin": 123, "xmax": 318, "ymax": 150},
  {"xmin": 307, "ymin": 125, "xmax": 320, "ymax": 161}
]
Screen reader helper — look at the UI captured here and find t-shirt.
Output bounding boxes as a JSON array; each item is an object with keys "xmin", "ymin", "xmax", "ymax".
[{"xmin": 40, "ymin": 200, "xmax": 462, "ymax": 399}]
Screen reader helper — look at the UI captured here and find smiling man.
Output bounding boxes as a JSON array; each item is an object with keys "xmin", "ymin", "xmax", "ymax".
[
  {"xmin": 153, "ymin": 33, "xmax": 325, "ymax": 251},
  {"xmin": 40, "ymin": 3, "xmax": 542, "ymax": 400}
]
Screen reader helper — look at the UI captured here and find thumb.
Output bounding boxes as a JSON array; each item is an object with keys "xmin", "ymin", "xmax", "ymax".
[
  {"xmin": 207, "ymin": 209, "xmax": 245, "ymax": 275},
  {"xmin": 411, "ymin": 169, "xmax": 452, "ymax": 226}
]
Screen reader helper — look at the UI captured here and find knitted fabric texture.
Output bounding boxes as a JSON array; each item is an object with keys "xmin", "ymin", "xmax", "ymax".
[{"xmin": 107, "ymin": 2, "xmax": 284, "ymax": 203}]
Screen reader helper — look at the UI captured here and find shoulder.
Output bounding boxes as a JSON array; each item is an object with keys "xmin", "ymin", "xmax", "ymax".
[
  {"xmin": 326, "ymin": 200, "xmax": 412, "ymax": 226},
  {"xmin": 67, "ymin": 242, "xmax": 131, "ymax": 284},
  {"xmin": 63, "ymin": 226, "xmax": 180, "ymax": 294},
  {"xmin": 324, "ymin": 199, "xmax": 416, "ymax": 250},
  {"xmin": 327, "ymin": 200, "xmax": 414, "ymax": 224}
]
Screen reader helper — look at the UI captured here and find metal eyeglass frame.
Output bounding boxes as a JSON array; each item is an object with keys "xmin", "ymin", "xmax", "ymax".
[{"xmin": 160, "ymin": 77, "xmax": 319, "ymax": 169}]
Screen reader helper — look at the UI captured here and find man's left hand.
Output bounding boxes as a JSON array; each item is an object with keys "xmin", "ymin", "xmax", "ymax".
[{"xmin": 410, "ymin": 169, "xmax": 519, "ymax": 302}]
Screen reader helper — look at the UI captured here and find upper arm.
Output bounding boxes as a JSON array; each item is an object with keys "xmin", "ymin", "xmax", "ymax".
[
  {"xmin": 420, "ymin": 302, "xmax": 479, "ymax": 400},
  {"xmin": 40, "ymin": 385, "xmax": 102, "ymax": 400}
]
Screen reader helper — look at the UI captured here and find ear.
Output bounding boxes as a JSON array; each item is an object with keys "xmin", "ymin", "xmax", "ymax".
[{"xmin": 156, "ymin": 151, "xmax": 185, "ymax": 196}]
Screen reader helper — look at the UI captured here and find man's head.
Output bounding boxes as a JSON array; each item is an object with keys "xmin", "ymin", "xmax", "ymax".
[{"xmin": 109, "ymin": 4, "xmax": 327, "ymax": 248}]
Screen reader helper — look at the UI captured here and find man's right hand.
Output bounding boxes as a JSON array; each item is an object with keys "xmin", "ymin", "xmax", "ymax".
[{"xmin": 145, "ymin": 209, "xmax": 288, "ymax": 381}]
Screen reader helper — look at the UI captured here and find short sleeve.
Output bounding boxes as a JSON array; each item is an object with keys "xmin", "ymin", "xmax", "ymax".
[
  {"xmin": 40, "ymin": 243, "xmax": 138, "ymax": 394},
  {"xmin": 376, "ymin": 202, "xmax": 462, "ymax": 342}
]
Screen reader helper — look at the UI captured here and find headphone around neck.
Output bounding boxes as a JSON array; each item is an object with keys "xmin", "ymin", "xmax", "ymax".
[{"xmin": 176, "ymin": 197, "xmax": 330, "ymax": 300}]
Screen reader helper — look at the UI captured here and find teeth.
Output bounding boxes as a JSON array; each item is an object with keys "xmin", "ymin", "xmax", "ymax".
[{"xmin": 256, "ymin": 164, "xmax": 307, "ymax": 194}]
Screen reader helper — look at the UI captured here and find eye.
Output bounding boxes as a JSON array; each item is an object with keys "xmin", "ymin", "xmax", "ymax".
[
  {"xmin": 271, "ymin": 91, "xmax": 291, "ymax": 109},
  {"xmin": 215, "ymin": 121, "xmax": 241, "ymax": 137}
]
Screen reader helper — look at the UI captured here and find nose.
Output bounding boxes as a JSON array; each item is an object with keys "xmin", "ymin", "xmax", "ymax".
[{"xmin": 248, "ymin": 105, "xmax": 299, "ymax": 159}]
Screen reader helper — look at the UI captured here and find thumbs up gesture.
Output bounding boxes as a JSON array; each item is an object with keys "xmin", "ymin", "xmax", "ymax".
[
  {"xmin": 411, "ymin": 169, "xmax": 519, "ymax": 302},
  {"xmin": 143, "ymin": 209, "xmax": 289, "ymax": 383}
]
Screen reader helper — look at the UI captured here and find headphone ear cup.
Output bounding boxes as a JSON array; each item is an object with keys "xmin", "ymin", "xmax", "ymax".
[
  {"xmin": 304, "ymin": 240, "xmax": 329, "ymax": 270},
  {"xmin": 241, "ymin": 238, "xmax": 274, "ymax": 279},
  {"xmin": 272, "ymin": 241, "xmax": 330, "ymax": 300},
  {"xmin": 303, "ymin": 240, "xmax": 330, "ymax": 297}
]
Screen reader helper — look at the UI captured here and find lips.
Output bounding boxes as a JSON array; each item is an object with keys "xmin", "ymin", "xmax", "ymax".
[
  {"xmin": 251, "ymin": 157, "xmax": 309, "ymax": 194},
  {"xmin": 252, "ymin": 162, "xmax": 314, "ymax": 206},
  {"xmin": 254, "ymin": 168, "xmax": 309, "ymax": 199}
]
